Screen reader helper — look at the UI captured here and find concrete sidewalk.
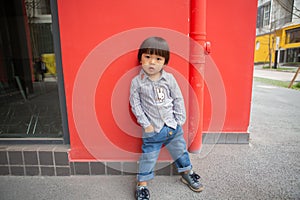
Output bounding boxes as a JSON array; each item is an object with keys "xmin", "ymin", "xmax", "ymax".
[
  {"xmin": 0, "ymin": 72, "xmax": 299, "ymax": 199},
  {"xmin": 253, "ymin": 65, "xmax": 300, "ymax": 82}
]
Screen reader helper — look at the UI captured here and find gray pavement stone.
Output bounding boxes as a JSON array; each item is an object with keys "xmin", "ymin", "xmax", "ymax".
[
  {"xmin": 0, "ymin": 72, "xmax": 299, "ymax": 199},
  {"xmin": 254, "ymin": 66, "xmax": 300, "ymax": 82}
]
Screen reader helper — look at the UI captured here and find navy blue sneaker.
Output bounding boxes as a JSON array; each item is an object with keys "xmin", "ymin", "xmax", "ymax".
[
  {"xmin": 136, "ymin": 186, "xmax": 150, "ymax": 200},
  {"xmin": 181, "ymin": 171, "xmax": 204, "ymax": 192}
]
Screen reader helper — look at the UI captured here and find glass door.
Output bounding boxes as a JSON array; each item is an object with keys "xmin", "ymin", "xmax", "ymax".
[{"xmin": 0, "ymin": 0, "xmax": 63, "ymax": 139}]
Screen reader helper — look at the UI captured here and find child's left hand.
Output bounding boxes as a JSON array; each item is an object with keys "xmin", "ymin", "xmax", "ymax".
[{"xmin": 144, "ymin": 125, "xmax": 154, "ymax": 133}]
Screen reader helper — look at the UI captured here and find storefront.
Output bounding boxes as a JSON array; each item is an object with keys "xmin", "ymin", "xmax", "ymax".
[{"xmin": 0, "ymin": 0, "xmax": 257, "ymax": 176}]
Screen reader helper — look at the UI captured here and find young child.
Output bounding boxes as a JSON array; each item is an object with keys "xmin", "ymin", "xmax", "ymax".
[{"xmin": 130, "ymin": 37, "xmax": 204, "ymax": 200}]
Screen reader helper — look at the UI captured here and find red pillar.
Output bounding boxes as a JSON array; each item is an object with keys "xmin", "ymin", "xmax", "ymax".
[{"xmin": 188, "ymin": 0, "xmax": 206, "ymax": 153}]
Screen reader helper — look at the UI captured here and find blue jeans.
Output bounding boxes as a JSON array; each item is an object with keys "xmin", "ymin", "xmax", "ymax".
[{"xmin": 137, "ymin": 125, "xmax": 192, "ymax": 182}]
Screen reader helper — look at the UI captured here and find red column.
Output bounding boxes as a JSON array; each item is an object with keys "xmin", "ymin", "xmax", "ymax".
[{"xmin": 188, "ymin": 0, "xmax": 206, "ymax": 153}]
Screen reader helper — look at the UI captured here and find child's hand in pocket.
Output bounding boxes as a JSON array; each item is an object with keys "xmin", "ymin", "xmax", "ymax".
[{"xmin": 144, "ymin": 125, "xmax": 154, "ymax": 133}]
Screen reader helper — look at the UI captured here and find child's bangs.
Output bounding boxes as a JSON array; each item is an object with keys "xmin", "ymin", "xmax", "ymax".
[
  {"xmin": 138, "ymin": 37, "xmax": 170, "ymax": 64},
  {"xmin": 145, "ymin": 48, "xmax": 168, "ymax": 58}
]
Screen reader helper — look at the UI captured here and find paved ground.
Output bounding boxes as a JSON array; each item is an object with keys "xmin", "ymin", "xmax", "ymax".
[
  {"xmin": 254, "ymin": 65, "xmax": 300, "ymax": 82},
  {"xmin": 0, "ymin": 68, "xmax": 299, "ymax": 199}
]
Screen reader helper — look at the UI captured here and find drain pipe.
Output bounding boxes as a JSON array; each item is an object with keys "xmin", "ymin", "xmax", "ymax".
[{"xmin": 188, "ymin": 0, "xmax": 210, "ymax": 153}]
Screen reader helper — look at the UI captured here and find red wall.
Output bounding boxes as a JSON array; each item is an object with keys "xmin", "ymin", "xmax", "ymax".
[
  {"xmin": 58, "ymin": 0, "xmax": 190, "ymax": 160},
  {"xmin": 204, "ymin": 0, "xmax": 257, "ymax": 132},
  {"xmin": 57, "ymin": 0, "xmax": 257, "ymax": 161}
]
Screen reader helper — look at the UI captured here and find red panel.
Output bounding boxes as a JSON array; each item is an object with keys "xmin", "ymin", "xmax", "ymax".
[
  {"xmin": 57, "ymin": 0, "xmax": 190, "ymax": 160},
  {"xmin": 204, "ymin": 0, "xmax": 257, "ymax": 132}
]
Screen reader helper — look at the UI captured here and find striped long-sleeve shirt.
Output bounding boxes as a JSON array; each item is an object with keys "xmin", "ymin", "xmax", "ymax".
[{"xmin": 129, "ymin": 69, "xmax": 186, "ymax": 133}]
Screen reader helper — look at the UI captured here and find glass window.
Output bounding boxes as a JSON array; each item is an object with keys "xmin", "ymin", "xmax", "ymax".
[
  {"xmin": 257, "ymin": 2, "xmax": 271, "ymax": 28},
  {"xmin": 286, "ymin": 28, "xmax": 300, "ymax": 44},
  {"xmin": 286, "ymin": 48, "xmax": 300, "ymax": 62},
  {"xmin": 256, "ymin": 41, "xmax": 260, "ymax": 50},
  {"xmin": 263, "ymin": 4, "xmax": 270, "ymax": 26},
  {"xmin": 0, "ymin": 0, "xmax": 63, "ymax": 138}
]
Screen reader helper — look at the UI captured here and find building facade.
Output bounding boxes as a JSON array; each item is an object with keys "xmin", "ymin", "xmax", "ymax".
[
  {"xmin": 0, "ymin": 0, "xmax": 257, "ymax": 176},
  {"xmin": 255, "ymin": 0, "xmax": 300, "ymax": 65}
]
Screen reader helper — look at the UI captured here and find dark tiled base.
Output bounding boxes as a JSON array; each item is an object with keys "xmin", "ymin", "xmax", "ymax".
[
  {"xmin": 0, "ymin": 144, "xmax": 177, "ymax": 176},
  {"xmin": 69, "ymin": 161, "xmax": 176, "ymax": 176},
  {"xmin": 0, "ymin": 133, "xmax": 249, "ymax": 176},
  {"xmin": 41, "ymin": 166, "xmax": 55, "ymax": 176},
  {"xmin": 0, "ymin": 145, "xmax": 70, "ymax": 176}
]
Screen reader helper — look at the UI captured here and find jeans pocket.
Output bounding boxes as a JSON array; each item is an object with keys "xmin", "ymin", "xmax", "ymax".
[
  {"xmin": 143, "ymin": 131, "xmax": 156, "ymax": 139},
  {"xmin": 173, "ymin": 125, "xmax": 182, "ymax": 136}
]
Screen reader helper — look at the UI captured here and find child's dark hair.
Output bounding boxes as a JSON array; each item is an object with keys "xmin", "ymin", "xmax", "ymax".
[{"xmin": 138, "ymin": 37, "xmax": 170, "ymax": 65}]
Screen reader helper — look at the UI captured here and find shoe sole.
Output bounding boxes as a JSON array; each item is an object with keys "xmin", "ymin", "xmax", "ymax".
[{"xmin": 180, "ymin": 178, "xmax": 204, "ymax": 192}]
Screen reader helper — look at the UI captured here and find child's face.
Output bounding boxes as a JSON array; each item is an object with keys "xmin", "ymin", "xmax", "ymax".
[{"xmin": 140, "ymin": 53, "xmax": 165, "ymax": 78}]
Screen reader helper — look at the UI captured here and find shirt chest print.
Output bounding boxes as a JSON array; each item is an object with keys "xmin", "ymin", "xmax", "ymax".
[{"xmin": 156, "ymin": 87, "xmax": 165, "ymax": 102}]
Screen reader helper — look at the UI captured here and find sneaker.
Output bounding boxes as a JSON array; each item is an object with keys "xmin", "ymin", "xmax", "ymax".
[
  {"xmin": 136, "ymin": 186, "xmax": 150, "ymax": 200},
  {"xmin": 181, "ymin": 171, "xmax": 204, "ymax": 192}
]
